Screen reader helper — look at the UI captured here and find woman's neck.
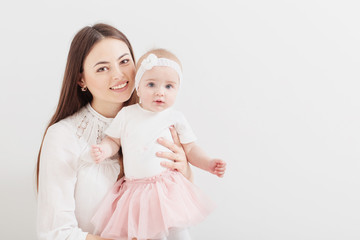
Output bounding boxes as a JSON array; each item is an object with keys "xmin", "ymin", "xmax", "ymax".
[{"xmin": 90, "ymin": 101, "xmax": 123, "ymax": 118}]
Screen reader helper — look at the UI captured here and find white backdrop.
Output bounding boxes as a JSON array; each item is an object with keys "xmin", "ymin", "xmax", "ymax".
[{"xmin": 0, "ymin": 0, "xmax": 359, "ymax": 239}]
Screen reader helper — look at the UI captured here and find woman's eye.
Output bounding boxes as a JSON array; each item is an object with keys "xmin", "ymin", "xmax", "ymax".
[
  {"xmin": 97, "ymin": 67, "xmax": 108, "ymax": 72},
  {"xmin": 165, "ymin": 84, "xmax": 173, "ymax": 89},
  {"xmin": 120, "ymin": 59, "xmax": 130, "ymax": 64},
  {"xmin": 147, "ymin": 82, "xmax": 155, "ymax": 87}
]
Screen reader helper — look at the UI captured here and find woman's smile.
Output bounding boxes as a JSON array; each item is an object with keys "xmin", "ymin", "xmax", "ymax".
[{"xmin": 110, "ymin": 81, "xmax": 129, "ymax": 91}]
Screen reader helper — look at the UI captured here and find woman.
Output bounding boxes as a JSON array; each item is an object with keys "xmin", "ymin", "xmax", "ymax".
[{"xmin": 36, "ymin": 23, "xmax": 193, "ymax": 240}]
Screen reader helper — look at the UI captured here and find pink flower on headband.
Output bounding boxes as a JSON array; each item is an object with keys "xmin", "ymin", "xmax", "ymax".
[{"xmin": 141, "ymin": 54, "xmax": 158, "ymax": 70}]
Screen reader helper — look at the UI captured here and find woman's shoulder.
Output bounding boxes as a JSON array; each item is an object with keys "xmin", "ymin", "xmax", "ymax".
[
  {"xmin": 45, "ymin": 119, "xmax": 79, "ymax": 145},
  {"xmin": 48, "ymin": 113, "xmax": 79, "ymax": 134},
  {"xmin": 47, "ymin": 106, "xmax": 89, "ymax": 138},
  {"xmin": 48, "ymin": 104, "xmax": 114, "ymax": 145},
  {"xmin": 42, "ymin": 107, "xmax": 91, "ymax": 159}
]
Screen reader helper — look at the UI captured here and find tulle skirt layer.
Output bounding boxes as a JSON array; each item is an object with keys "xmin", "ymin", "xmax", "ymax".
[{"xmin": 91, "ymin": 170, "xmax": 215, "ymax": 240}]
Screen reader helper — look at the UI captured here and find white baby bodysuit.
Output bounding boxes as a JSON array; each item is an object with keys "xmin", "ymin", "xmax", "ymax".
[{"xmin": 105, "ymin": 104, "xmax": 197, "ymax": 179}]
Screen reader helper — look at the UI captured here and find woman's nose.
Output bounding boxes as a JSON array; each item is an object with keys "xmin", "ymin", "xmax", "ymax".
[{"xmin": 112, "ymin": 66, "xmax": 124, "ymax": 80}]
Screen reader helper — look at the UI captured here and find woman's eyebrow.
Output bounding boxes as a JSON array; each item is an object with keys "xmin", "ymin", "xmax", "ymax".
[{"xmin": 93, "ymin": 53, "xmax": 130, "ymax": 67}]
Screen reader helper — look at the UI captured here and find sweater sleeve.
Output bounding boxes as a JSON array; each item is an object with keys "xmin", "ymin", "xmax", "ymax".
[{"xmin": 37, "ymin": 123, "xmax": 88, "ymax": 240}]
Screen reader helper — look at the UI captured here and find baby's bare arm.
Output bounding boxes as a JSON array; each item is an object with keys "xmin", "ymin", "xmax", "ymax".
[
  {"xmin": 182, "ymin": 142, "xmax": 226, "ymax": 177},
  {"xmin": 91, "ymin": 136, "xmax": 120, "ymax": 163}
]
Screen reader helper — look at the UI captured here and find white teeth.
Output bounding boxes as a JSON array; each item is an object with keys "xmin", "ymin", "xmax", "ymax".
[{"xmin": 110, "ymin": 82, "xmax": 127, "ymax": 90}]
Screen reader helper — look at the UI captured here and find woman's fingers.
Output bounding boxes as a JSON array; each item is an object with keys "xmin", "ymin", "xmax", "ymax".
[
  {"xmin": 169, "ymin": 125, "xmax": 181, "ymax": 146},
  {"xmin": 157, "ymin": 137, "xmax": 179, "ymax": 153},
  {"xmin": 156, "ymin": 151, "xmax": 177, "ymax": 161},
  {"xmin": 156, "ymin": 126, "xmax": 192, "ymax": 180},
  {"xmin": 160, "ymin": 160, "xmax": 176, "ymax": 170},
  {"xmin": 157, "ymin": 126, "xmax": 182, "ymax": 152},
  {"xmin": 160, "ymin": 160, "xmax": 185, "ymax": 173},
  {"xmin": 156, "ymin": 150, "xmax": 179, "ymax": 170}
]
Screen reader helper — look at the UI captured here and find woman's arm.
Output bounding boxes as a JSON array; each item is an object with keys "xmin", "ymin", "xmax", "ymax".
[
  {"xmin": 156, "ymin": 126, "xmax": 194, "ymax": 181},
  {"xmin": 37, "ymin": 124, "xmax": 88, "ymax": 240}
]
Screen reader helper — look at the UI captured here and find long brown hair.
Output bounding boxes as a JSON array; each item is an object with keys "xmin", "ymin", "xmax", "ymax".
[{"xmin": 36, "ymin": 23, "xmax": 137, "ymax": 189}]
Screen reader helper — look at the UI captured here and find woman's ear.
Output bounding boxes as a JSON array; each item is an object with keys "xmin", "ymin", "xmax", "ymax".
[
  {"xmin": 78, "ymin": 74, "xmax": 86, "ymax": 88},
  {"xmin": 78, "ymin": 74, "xmax": 88, "ymax": 91}
]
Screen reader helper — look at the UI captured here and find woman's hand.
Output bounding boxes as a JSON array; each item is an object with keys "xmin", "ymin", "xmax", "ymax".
[{"xmin": 156, "ymin": 126, "xmax": 193, "ymax": 181}]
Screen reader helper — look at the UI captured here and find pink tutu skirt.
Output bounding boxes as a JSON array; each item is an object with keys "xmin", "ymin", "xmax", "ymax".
[{"xmin": 91, "ymin": 170, "xmax": 215, "ymax": 240}]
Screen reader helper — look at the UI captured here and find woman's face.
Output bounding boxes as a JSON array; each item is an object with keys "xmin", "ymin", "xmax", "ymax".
[{"xmin": 81, "ymin": 38, "xmax": 136, "ymax": 114}]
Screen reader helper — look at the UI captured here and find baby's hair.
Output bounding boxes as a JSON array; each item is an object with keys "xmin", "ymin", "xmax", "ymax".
[{"xmin": 136, "ymin": 48, "xmax": 182, "ymax": 70}]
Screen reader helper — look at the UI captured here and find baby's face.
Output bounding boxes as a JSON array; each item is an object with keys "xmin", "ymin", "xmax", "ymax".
[{"xmin": 137, "ymin": 66, "xmax": 180, "ymax": 112}]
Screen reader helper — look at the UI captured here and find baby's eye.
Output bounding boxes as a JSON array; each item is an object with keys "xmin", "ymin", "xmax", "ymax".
[
  {"xmin": 165, "ymin": 84, "xmax": 173, "ymax": 89},
  {"xmin": 97, "ymin": 66, "xmax": 109, "ymax": 72},
  {"xmin": 147, "ymin": 82, "xmax": 155, "ymax": 87}
]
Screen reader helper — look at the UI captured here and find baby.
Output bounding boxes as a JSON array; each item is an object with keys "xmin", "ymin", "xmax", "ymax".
[{"xmin": 91, "ymin": 48, "xmax": 226, "ymax": 240}]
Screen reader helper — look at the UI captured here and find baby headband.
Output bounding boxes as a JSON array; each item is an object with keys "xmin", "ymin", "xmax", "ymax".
[{"xmin": 135, "ymin": 53, "xmax": 183, "ymax": 90}]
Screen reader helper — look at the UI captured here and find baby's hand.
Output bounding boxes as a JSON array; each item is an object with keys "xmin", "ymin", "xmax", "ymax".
[
  {"xmin": 209, "ymin": 159, "xmax": 227, "ymax": 178},
  {"xmin": 91, "ymin": 145, "xmax": 106, "ymax": 164}
]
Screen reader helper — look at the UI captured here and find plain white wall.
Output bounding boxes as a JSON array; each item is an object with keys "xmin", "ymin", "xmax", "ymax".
[{"xmin": 0, "ymin": 0, "xmax": 359, "ymax": 239}]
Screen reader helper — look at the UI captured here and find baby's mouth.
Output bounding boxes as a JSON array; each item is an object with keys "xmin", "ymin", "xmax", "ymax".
[{"xmin": 110, "ymin": 82, "xmax": 128, "ymax": 90}]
